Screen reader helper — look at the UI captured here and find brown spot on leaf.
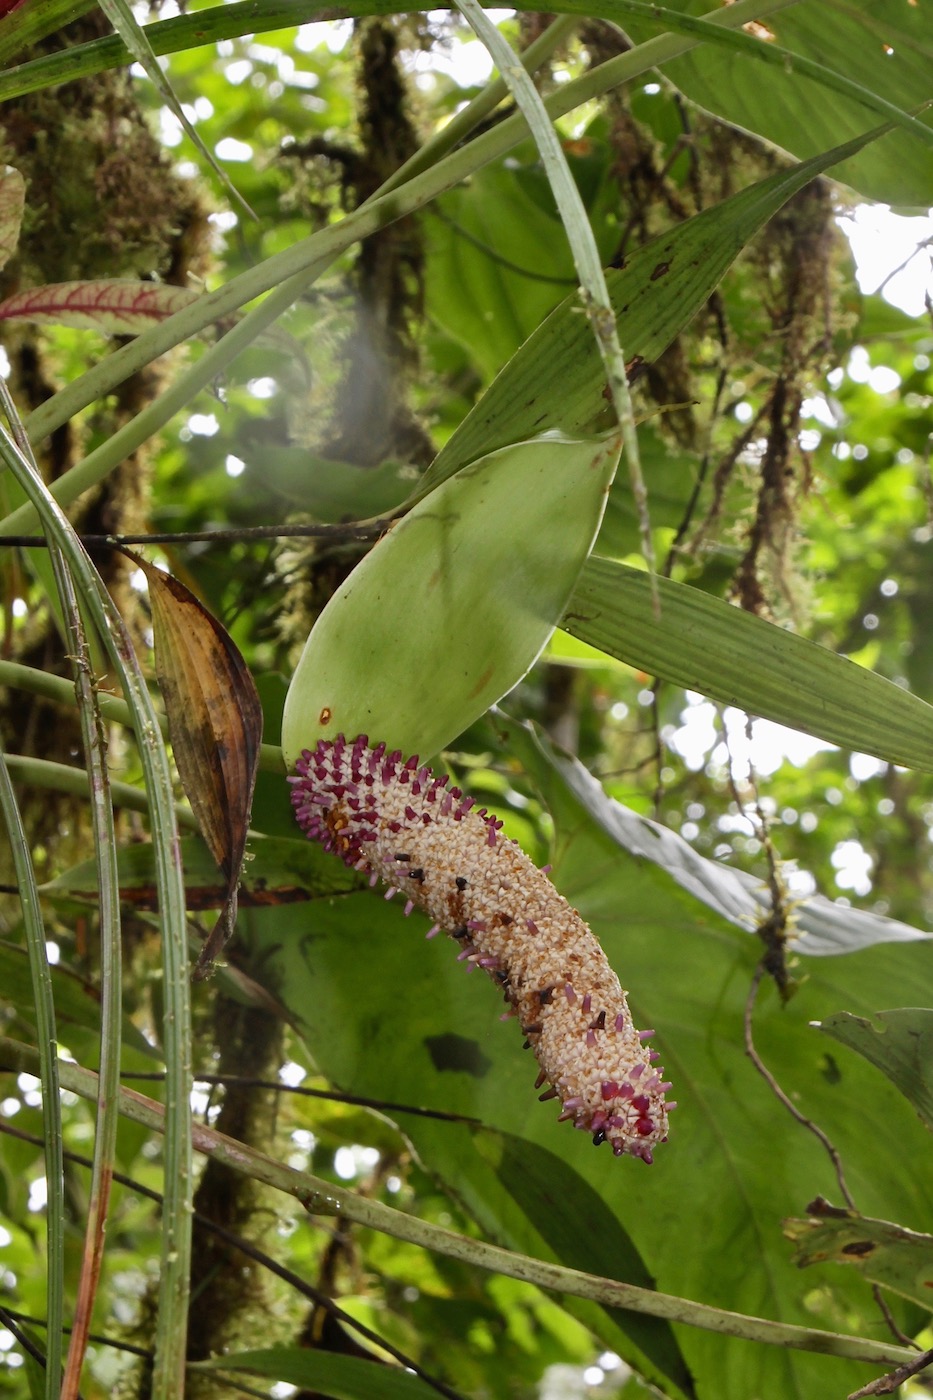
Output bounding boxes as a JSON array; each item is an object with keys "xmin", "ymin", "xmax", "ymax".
[{"xmin": 841, "ymin": 1241, "xmax": 875, "ymax": 1258}]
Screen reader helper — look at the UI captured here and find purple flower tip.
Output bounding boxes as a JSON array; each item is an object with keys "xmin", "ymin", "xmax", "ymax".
[{"xmin": 290, "ymin": 736, "xmax": 672, "ymax": 1163}]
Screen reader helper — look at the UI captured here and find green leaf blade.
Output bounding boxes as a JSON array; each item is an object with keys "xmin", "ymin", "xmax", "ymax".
[
  {"xmin": 564, "ymin": 557, "xmax": 933, "ymax": 772},
  {"xmin": 281, "ymin": 432, "xmax": 620, "ymax": 765},
  {"xmin": 422, "ymin": 124, "xmax": 888, "ymax": 494},
  {"xmin": 814, "ymin": 1009, "xmax": 933, "ymax": 1132}
]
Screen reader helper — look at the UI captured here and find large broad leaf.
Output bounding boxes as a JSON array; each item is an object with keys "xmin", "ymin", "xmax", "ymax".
[
  {"xmin": 563, "ymin": 557, "xmax": 933, "ymax": 773},
  {"xmin": 473, "ymin": 1128, "xmax": 697, "ymax": 1399},
  {"xmin": 42, "ymin": 833, "xmax": 364, "ymax": 910},
  {"xmin": 615, "ymin": 0, "xmax": 933, "ymax": 208},
  {"xmin": 814, "ymin": 1009, "xmax": 933, "ymax": 1133},
  {"xmin": 281, "ymin": 432, "xmax": 619, "ymax": 767},
  {"xmin": 249, "ymin": 745, "xmax": 933, "ymax": 1400},
  {"xmin": 244, "ymin": 901, "xmax": 696, "ymax": 1398},
  {"xmin": 420, "ymin": 125, "xmax": 886, "ymax": 495},
  {"xmin": 517, "ymin": 719, "xmax": 930, "ymax": 957},
  {"xmin": 425, "ymin": 145, "xmax": 617, "ymax": 381}
]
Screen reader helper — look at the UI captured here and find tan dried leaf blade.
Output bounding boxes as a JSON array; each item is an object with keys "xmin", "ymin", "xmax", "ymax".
[
  {"xmin": 133, "ymin": 555, "xmax": 262, "ymax": 975},
  {"xmin": 0, "ymin": 166, "xmax": 24, "ymax": 272}
]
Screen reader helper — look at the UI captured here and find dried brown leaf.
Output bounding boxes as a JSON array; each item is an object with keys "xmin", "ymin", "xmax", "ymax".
[
  {"xmin": 0, "ymin": 166, "xmax": 24, "ymax": 272},
  {"xmin": 130, "ymin": 555, "xmax": 262, "ymax": 974}
]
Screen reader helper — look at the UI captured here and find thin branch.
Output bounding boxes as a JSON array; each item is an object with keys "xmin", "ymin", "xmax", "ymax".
[
  {"xmin": 724, "ymin": 714, "xmax": 793, "ymax": 996},
  {"xmin": 0, "ymin": 1035, "xmax": 918, "ymax": 1371},
  {"xmin": 0, "ymin": 518, "xmax": 395, "ymax": 549},
  {"xmin": 0, "ymin": 1308, "xmax": 76, "ymax": 1394},
  {"xmin": 744, "ymin": 965, "xmax": 855, "ymax": 1209},
  {"xmin": 847, "ymin": 1346, "xmax": 933, "ymax": 1399},
  {"xmin": 120, "ymin": 1070, "xmax": 480, "ymax": 1125},
  {"xmin": 868, "ymin": 1287, "xmax": 918, "ymax": 1353},
  {"xmin": 427, "ymin": 206, "xmax": 578, "ymax": 286},
  {"xmin": 873, "ymin": 236, "xmax": 933, "ymax": 302},
  {"xmin": 663, "ymin": 330, "xmax": 729, "ymax": 578},
  {"xmin": 731, "ymin": 724, "xmax": 916, "ymax": 1351},
  {"xmin": 0, "ymin": 1306, "xmax": 149, "ymax": 1360}
]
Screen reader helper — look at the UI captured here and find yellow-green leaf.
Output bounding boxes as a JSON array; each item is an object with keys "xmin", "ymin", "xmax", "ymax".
[{"xmin": 281, "ymin": 432, "xmax": 620, "ymax": 766}]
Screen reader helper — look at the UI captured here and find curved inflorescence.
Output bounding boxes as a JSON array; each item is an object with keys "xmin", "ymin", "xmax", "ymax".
[{"xmin": 289, "ymin": 734, "xmax": 674, "ymax": 1162}]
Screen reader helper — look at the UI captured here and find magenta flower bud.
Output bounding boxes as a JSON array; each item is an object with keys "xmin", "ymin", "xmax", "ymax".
[{"xmin": 289, "ymin": 736, "xmax": 672, "ymax": 1163}]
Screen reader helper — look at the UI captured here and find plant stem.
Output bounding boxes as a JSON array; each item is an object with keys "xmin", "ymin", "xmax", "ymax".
[
  {"xmin": 1, "ymin": 752, "xmax": 201, "ymax": 830},
  {"xmin": 0, "ymin": 659, "xmax": 285, "ymax": 774},
  {"xmin": 453, "ymin": 0, "xmax": 650, "ymax": 583},
  {"xmin": 0, "ymin": 1035, "xmax": 917, "ymax": 1374},
  {"xmin": 0, "ymin": 427, "xmax": 193, "ymax": 1399},
  {"xmin": 0, "ymin": 754, "xmax": 63, "ymax": 1394}
]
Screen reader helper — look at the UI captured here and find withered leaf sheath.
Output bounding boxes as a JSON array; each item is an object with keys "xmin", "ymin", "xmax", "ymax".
[{"xmin": 289, "ymin": 735, "xmax": 674, "ymax": 1162}]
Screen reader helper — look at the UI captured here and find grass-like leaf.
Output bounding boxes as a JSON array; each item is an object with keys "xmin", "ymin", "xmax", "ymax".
[
  {"xmin": 95, "ymin": 0, "xmax": 253, "ymax": 218},
  {"xmin": 0, "ymin": 752, "xmax": 63, "ymax": 1397},
  {"xmin": 563, "ymin": 557, "xmax": 933, "ymax": 772},
  {"xmin": 0, "ymin": 424, "xmax": 193, "ymax": 1400}
]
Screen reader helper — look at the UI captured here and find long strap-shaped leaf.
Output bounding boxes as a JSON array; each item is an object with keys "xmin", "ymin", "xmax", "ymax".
[
  {"xmin": 95, "ymin": 0, "xmax": 253, "ymax": 218},
  {"xmin": 0, "ymin": 426, "xmax": 193, "ymax": 1398},
  {"xmin": 3, "ymin": 0, "xmax": 930, "ymax": 162},
  {"xmin": 419, "ymin": 123, "xmax": 893, "ymax": 496},
  {"xmin": 563, "ymin": 557, "xmax": 933, "ymax": 772}
]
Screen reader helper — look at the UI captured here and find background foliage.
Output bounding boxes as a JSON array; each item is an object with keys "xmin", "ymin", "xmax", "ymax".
[{"xmin": 0, "ymin": 2, "xmax": 931, "ymax": 1398}]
